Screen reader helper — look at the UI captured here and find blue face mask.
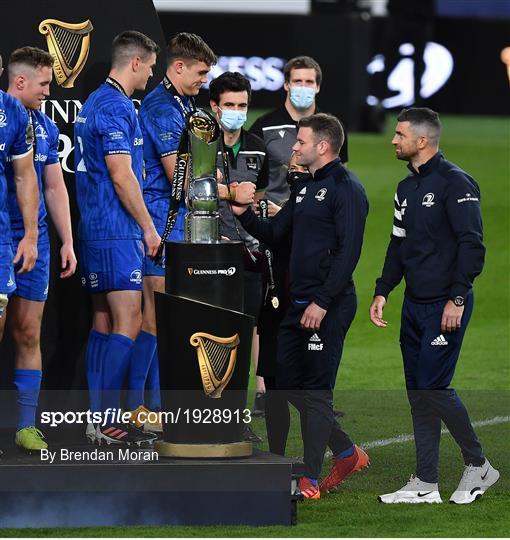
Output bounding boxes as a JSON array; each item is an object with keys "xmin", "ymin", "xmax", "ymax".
[
  {"xmin": 219, "ymin": 108, "xmax": 247, "ymax": 132},
  {"xmin": 289, "ymin": 86, "xmax": 316, "ymax": 110}
]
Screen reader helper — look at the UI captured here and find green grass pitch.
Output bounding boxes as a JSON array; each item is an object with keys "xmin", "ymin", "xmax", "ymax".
[{"xmin": 1, "ymin": 113, "xmax": 508, "ymax": 537}]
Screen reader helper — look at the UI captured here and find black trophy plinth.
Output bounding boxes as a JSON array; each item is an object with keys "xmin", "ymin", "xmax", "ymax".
[{"xmin": 155, "ymin": 241, "xmax": 254, "ymax": 458}]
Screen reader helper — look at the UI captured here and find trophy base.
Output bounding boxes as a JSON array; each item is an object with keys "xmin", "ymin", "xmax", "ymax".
[{"xmin": 155, "ymin": 440, "xmax": 253, "ymax": 458}]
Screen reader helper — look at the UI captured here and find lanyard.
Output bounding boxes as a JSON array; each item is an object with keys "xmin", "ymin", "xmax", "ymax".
[
  {"xmin": 162, "ymin": 75, "xmax": 195, "ymax": 115},
  {"xmin": 105, "ymin": 77, "xmax": 128, "ymax": 97},
  {"xmin": 27, "ymin": 109, "xmax": 37, "ymax": 155}
]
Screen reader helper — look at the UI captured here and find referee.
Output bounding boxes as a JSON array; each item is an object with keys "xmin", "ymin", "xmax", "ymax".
[{"xmin": 370, "ymin": 108, "xmax": 500, "ymax": 504}]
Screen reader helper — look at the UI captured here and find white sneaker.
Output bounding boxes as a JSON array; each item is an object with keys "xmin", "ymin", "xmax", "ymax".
[
  {"xmin": 449, "ymin": 459, "xmax": 500, "ymax": 504},
  {"xmin": 379, "ymin": 475, "xmax": 442, "ymax": 504}
]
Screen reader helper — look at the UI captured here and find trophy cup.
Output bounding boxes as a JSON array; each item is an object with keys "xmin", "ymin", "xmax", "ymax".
[
  {"xmin": 185, "ymin": 109, "xmax": 221, "ymax": 243},
  {"xmin": 155, "ymin": 108, "xmax": 254, "ymax": 458}
]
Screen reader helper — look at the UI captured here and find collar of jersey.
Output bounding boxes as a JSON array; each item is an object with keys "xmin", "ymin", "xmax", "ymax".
[
  {"xmin": 407, "ymin": 151, "xmax": 443, "ymax": 177},
  {"xmin": 313, "ymin": 158, "xmax": 341, "ymax": 181}
]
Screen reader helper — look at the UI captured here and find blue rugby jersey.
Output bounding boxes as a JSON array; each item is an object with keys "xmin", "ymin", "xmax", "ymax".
[
  {"xmin": 0, "ymin": 90, "xmax": 33, "ymax": 245},
  {"xmin": 6, "ymin": 108, "xmax": 59, "ymax": 240},
  {"xmin": 138, "ymin": 82, "xmax": 192, "ymax": 230},
  {"xmin": 75, "ymin": 82, "xmax": 144, "ymax": 241}
]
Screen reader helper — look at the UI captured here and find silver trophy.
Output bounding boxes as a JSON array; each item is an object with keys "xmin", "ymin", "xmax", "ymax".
[{"xmin": 185, "ymin": 109, "xmax": 221, "ymax": 243}]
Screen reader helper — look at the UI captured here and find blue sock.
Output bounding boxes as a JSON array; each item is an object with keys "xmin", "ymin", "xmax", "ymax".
[
  {"xmin": 336, "ymin": 445, "xmax": 355, "ymax": 460},
  {"xmin": 126, "ymin": 330, "xmax": 157, "ymax": 410},
  {"xmin": 86, "ymin": 329, "xmax": 108, "ymax": 413},
  {"xmin": 145, "ymin": 346, "xmax": 161, "ymax": 411},
  {"xmin": 101, "ymin": 333, "xmax": 134, "ymax": 413},
  {"xmin": 14, "ymin": 369, "xmax": 42, "ymax": 430},
  {"xmin": 305, "ymin": 477, "xmax": 318, "ymax": 486}
]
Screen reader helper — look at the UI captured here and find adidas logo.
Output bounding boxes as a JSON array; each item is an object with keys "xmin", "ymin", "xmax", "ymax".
[
  {"xmin": 308, "ymin": 333, "xmax": 323, "ymax": 351},
  {"xmin": 6, "ymin": 276, "xmax": 14, "ymax": 287},
  {"xmin": 431, "ymin": 334, "xmax": 448, "ymax": 346}
]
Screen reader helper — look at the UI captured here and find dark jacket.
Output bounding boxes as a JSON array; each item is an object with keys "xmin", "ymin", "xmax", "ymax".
[
  {"xmin": 375, "ymin": 152, "xmax": 485, "ymax": 303},
  {"xmin": 239, "ymin": 158, "xmax": 368, "ymax": 310}
]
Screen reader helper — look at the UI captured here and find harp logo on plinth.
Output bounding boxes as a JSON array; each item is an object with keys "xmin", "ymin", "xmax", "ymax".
[
  {"xmin": 190, "ymin": 332, "xmax": 240, "ymax": 398},
  {"xmin": 39, "ymin": 18, "xmax": 94, "ymax": 89}
]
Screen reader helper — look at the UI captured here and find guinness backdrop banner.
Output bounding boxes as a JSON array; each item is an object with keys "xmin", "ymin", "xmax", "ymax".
[{"xmin": 0, "ymin": 1, "xmax": 166, "ymax": 394}]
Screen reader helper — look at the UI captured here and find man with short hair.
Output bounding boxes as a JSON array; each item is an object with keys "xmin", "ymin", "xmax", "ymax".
[
  {"xmin": 250, "ymin": 56, "xmax": 348, "ymax": 205},
  {"xmin": 0, "ymin": 54, "xmax": 39, "ymax": 313},
  {"xmin": 210, "ymin": 71, "xmax": 268, "ymax": 442},
  {"xmin": 2, "ymin": 46, "xmax": 77, "ymax": 452},
  {"xmin": 0, "ymin": 51, "xmax": 39, "ymax": 450},
  {"xmin": 132, "ymin": 36, "xmax": 255, "ymax": 428},
  {"xmin": 75, "ymin": 30, "xmax": 160, "ymax": 445},
  {"xmin": 370, "ymin": 107, "xmax": 499, "ymax": 504},
  {"xmin": 232, "ymin": 113, "xmax": 369, "ymax": 499},
  {"xmin": 249, "ymin": 55, "xmax": 348, "ymax": 412}
]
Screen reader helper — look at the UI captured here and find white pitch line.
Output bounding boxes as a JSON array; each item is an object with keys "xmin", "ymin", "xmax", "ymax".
[
  {"xmin": 325, "ymin": 415, "xmax": 510, "ymax": 457},
  {"xmin": 360, "ymin": 415, "xmax": 510, "ymax": 450}
]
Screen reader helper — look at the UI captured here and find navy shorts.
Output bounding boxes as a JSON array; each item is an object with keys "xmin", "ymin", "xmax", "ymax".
[
  {"xmin": 0, "ymin": 242, "xmax": 16, "ymax": 295},
  {"xmin": 12, "ymin": 238, "xmax": 50, "ymax": 301},
  {"xmin": 79, "ymin": 238, "xmax": 144, "ymax": 293},
  {"xmin": 144, "ymin": 202, "xmax": 186, "ymax": 277}
]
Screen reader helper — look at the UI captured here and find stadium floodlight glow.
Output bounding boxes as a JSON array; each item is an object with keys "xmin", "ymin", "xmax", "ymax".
[
  {"xmin": 152, "ymin": 0, "xmax": 310, "ymax": 14},
  {"xmin": 366, "ymin": 42, "xmax": 454, "ymax": 108}
]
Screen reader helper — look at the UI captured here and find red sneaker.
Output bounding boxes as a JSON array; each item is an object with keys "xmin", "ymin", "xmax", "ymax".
[
  {"xmin": 298, "ymin": 477, "xmax": 321, "ymax": 499},
  {"xmin": 319, "ymin": 445, "xmax": 370, "ymax": 493}
]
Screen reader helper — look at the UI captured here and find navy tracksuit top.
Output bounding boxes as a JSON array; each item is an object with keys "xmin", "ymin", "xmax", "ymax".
[
  {"xmin": 239, "ymin": 158, "xmax": 368, "ymax": 310},
  {"xmin": 375, "ymin": 152, "xmax": 485, "ymax": 303}
]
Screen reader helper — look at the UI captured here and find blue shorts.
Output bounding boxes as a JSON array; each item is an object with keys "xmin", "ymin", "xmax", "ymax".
[
  {"xmin": 0, "ymin": 243, "xmax": 16, "ymax": 295},
  {"xmin": 12, "ymin": 238, "xmax": 50, "ymax": 301},
  {"xmin": 144, "ymin": 203, "xmax": 186, "ymax": 277},
  {"xmin": 79, "ymin": 238, "xmax": 144, "ymax": 293}
]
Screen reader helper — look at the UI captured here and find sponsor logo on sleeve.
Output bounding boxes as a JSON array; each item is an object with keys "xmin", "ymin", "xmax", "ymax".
[{"xmin": 457, "ymin": 192, "xmax": 479, "ymax": 203}]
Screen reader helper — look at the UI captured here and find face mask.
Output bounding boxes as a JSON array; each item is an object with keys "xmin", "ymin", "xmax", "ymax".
[
  {"xmin": 219, "ymin": 108, "xmax": 247, "ymax": 132},
  {"xmin": 289, "ymin": 86, "xmax": 316, "ymax": 110},
  {"xmin": 287, "ymin": 170, "xmax": 311, "ymax": 186}
]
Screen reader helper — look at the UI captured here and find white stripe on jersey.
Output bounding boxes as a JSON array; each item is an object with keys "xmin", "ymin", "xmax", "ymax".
[
  {"xmin": 10, "ymin": 148, "xmax": 33, "ymax": 161},
  {"xmin": 392, "ymin": 225, "xmax": 406, "ymax": 238},
  {"xmin": 394, "ymin": 208, "xmax": 402, "ymax": 221},
  {"xmin": 238, "ymin": 150, "xmax": 266, "ymax": 156},
  {"xmin": 262, "ymin": 124, "xmax": 296, "ymax": 131}
]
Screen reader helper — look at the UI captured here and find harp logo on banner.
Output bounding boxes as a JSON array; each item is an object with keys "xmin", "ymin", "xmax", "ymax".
[
  {"xmin": 190, "ymin": 332, "xmax": 240, "ymax": 398},
  {"xmin": 39, "ymin": 18, "xmax": 94, "ymax": 88}
]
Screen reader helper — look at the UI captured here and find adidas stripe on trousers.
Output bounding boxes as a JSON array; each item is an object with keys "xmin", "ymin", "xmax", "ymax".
[
  {"xmin": 400, "ymin": 293, "xmax": 485, "ymax": 483},
  {"xmin": 276, "ymin": 295, "xmax": 357, "ymax": 479}
]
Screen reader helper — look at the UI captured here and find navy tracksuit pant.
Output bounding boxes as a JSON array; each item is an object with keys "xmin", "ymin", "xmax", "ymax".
[
  {"xmin": 400, "ymin": 293, "xmax": 485, "ymax": 483},
  {"xmin": 276, "ymin": 294, "xmax": 357, "ymax": 479}
]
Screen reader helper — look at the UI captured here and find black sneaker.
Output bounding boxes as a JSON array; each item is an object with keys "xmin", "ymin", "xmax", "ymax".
[
  {"xmin": 251, "ymin": 392, "xmax": 266, "ymax": 417},
  {"xmin": 243, "ymin": 424, "xmax": 263, "ymax": 444},
  {"xmin": 95, "ymin": 422, "xmax": 157, "ymax": 446}
]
